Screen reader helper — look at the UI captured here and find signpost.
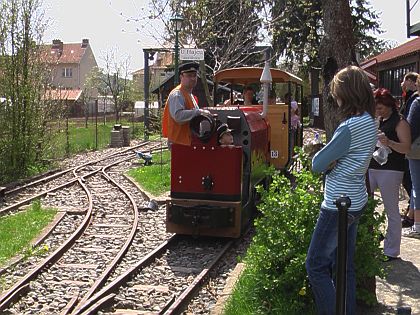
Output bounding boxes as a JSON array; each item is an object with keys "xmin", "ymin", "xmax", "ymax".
[
  {"xmin": 180, "ymin": 48, "xmax": 205, "ymax": 61},
  {"xmin": 407, "ymin": 0, "xmax": 420, "ymax": 37}
]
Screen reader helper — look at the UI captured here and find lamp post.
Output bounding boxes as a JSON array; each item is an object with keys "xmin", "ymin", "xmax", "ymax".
[{"xmin": 171, "ymin": 15, "xmax": 183, "ymax": 86}]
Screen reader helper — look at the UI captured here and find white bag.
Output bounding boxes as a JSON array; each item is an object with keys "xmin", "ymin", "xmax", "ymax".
[{"xmin": 373, "ymin": 140, "xmax": 392, "ymax": 165}]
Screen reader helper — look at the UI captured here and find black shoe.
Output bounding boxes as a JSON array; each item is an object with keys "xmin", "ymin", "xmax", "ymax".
[{"xmin": 402, "ymin": 217, "xmax": 414, "ymax": 228}]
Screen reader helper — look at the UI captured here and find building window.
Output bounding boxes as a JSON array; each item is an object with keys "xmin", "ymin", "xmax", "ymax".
[{"xmin": 62, "ymin": 68, "xmax": 72, "ymax": 78}]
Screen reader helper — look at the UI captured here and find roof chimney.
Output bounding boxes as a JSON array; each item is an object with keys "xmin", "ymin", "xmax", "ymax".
[
  {"xmin": 52, "ymin": 39, "xmax": 63, "ymax": 55},
  {"xmin": 81, "ymin": 39, "xmax": 89, "ymax": 48}
]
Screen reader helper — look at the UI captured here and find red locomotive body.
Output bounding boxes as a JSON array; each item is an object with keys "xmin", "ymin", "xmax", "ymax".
[
  {"xmin": 165, "ymin": 67, "xmax": 303, "ymax": 238},
  {"xmin": 167, "ymin": 107, "xmax": 270, "ymax": 237}
]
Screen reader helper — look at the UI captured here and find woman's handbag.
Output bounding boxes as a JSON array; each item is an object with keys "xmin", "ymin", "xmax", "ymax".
[{"xmin": 406, "ymin": 136, "xmax": 420, "ymax": 159}]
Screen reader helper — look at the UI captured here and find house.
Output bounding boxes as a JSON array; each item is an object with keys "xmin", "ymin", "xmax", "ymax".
[
  {"xmin": 360, "ymin": 37, "xmax": 420, "ymax": 97},
  {"xmin": 44, "ymin": 39, "xmax": 99, "ymax": 116},
  {"xmin": 132, "ymin": 51, "xmax": 174, "ymax": 94}
]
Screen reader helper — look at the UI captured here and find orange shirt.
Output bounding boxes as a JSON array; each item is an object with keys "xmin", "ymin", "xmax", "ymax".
[{"xmin": 162, "ymin": 85, "xmax": 197, "ymax": 146}]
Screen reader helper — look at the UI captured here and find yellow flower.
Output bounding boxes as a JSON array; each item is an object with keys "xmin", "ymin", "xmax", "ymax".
[{"xmin": 299, "ymin": 287, "xmax": 306, "ymax": 296}]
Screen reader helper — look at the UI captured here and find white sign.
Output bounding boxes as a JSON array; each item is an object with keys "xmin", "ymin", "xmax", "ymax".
[
  {"xmin": 270, "ymin": 150, "xmax": 279, "ymax": 159},
  {"xmin": 180, "ymin": 48, "xmax": 205, "ymax": 61},
  {"xmin": 312, "ymin": 97, "xmax": 320, "ymax": 117}
]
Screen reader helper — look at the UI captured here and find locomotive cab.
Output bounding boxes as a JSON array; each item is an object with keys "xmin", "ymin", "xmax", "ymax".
[{"xmin": 166, "ymin": 67, "xmax": 303, "ymax": 238}]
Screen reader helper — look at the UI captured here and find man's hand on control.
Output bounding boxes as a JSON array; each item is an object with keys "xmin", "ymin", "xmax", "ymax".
[{"xmin": 199, "ymin": 109, "xmax": 211, "ymax": 115}]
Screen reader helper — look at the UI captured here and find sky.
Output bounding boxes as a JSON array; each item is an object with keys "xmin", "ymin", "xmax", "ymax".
[
  {"xmin": 42, "ymin": 0, "xmax": 166, "ymax": 73},
  {"xmin": 41, "ymin": 0, "xmax": 420, "ymax": 73}
]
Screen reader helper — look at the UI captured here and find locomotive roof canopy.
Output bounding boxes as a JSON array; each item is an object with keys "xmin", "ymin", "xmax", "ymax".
[{"xmin": 213, "ymin": 67, "xmax": 303, "ymax": 85}]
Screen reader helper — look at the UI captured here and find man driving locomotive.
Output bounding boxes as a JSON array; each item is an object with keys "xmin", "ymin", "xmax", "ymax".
[{"xmin": 162, "ymin": 62, "xmax": 210, "ymax": 146}]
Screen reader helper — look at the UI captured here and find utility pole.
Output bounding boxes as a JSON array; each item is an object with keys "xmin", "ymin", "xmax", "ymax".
[
  {"xmin": 143, "ymin": 49, "xmax": 152, "ymax": 140},
  {"xmin": 171, "ymin": 16, "xmax": 184, "ymax": 86}
]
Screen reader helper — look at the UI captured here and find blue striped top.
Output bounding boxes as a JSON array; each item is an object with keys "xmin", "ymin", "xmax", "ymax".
[{"xmin": 312, "ymin": 112, "xmax": 377, "ymax": 211}]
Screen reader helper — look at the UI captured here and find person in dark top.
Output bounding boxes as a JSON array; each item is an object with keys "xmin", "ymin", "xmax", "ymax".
[
  {"xmin": 368, "ymin": 88, "xmax": 411, "ymax": 259},
  {"xmin": 243, "ymin": 85, "xmax": 259, "ymax": 105},
  {"xmin": 400, "ymin": 72, "xmax": 418, "ymax": 226},
  {"xmin": 407, "ymin": 76, "xmax": 420, "ymax": 235},
  {"xmin": 400, "ymin": 72, "xmax": 418, "ymax": 118}
]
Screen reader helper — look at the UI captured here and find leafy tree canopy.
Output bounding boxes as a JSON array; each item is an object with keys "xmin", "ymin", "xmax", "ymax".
[
  {"xmin": 270, "ymin": 0, "xmax": 388, "ymax": 71},
  {"xmin": 149, "ymin": 0, "xmax": 266, "ymax": 72}
]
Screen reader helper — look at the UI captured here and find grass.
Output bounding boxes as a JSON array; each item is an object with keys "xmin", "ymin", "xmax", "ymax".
[
  {"xmin": 127, "ymin": 150, "xmax": 171, "ymax": 197},
  {"xmin": 47, "ymin": 119, "xmax": 145, "ymax": 159},
  {"xmin": 223, "ymin": 268, "xmax": 262, "ymax": 315},
  {"xmin": 0, "ymin": 200, "xmax": 57, "ymax": 267}
]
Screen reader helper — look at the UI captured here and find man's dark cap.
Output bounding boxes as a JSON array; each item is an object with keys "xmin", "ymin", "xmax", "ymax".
[
  {"xmin": 179, "ymin": 62, "xmax": 199, "ymax": 74},
  {"xmin": 217, "ymin": 123, "xmax": 233, "ymax": 138}
]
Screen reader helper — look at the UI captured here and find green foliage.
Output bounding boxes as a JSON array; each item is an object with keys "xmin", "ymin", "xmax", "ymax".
[
  {"xmin": 0, "ymin": 119, "xmax": 146, "ymax": 184},
  {"xmin": 355, "ymin": 197, "xmax": 386, "ymax": 305},
  {"xmin": 224, "ymin": 151, "xmax": 385, "ymax": 314},
  {"xmin": 149, "ymin": 0, "xmax": 264, "ymax": 72},
  {"xmin": 271, "ymin": 0, "xmax": 388, "ymax": 71},
  {"xmin": 0, "ymin": 200, "xmax": 56, "ymax": 267},
  {"xmin": 225, "ymin": 154, "xmax": 322, "ymax": 314},
  {"xmin": 127, "ymin": 150, "xmax": 170, "ymax": 196},
  {"xmin": 49, "ymin": 122, "xmax": 114, "ymax": 157},
  {"xmin": 0, "ymin": 0, "xmax": 52, "ymax": 183}
]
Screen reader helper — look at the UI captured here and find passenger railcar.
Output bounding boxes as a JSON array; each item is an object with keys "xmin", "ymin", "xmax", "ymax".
[{"xmin": 166, "ymin": 67, "xmax": 303, "ymax": 237}]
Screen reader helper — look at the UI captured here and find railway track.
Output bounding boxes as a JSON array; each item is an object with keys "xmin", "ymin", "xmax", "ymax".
[
  {"xmin": 0, "ymin": 144, "xmax": 151, "ymax": 314},
  {"xmin": 74, "ymin": 235, "xmax": 234, "ymax": 315},
  {"xmin": 0, "ymin": 141, "xmax": 162, "ymax": 217},
  {"xmin": 0, "ymin": 140, "xmax": 251, "ymax": 314}
]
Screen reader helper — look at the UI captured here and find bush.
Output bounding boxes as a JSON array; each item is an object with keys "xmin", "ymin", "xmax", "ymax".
[
  {"xmin": 224, "ymin": 150, "xmax": 385, "ymax": 314},
  {"xmin": 355, "ymin": 196, "xmax": 386, "ymax": 305}
]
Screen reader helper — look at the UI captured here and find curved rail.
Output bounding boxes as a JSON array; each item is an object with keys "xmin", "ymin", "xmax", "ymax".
[
  {"xmin": 69, "ymin": 155, "xmax": 142, "ymax": 314},
  {"xmin": 74, "ymin": 237, "xmax": 234, "ymax": 315},
  {"xmin": 0, "ymin": 142, "xmax": 169, "ymax": 313},
  {"xmin": 73, "ymin": 235, "xmax": 178, "ymax": 315},
  {"xmin": 0, "ymin": 176, "xmax": 95, "ymax": 311},
  {"xmin": 0, "ymin": 142, "xmax": 160, "ymax": 217},
  {"xmin": 162, "ymin": 240, "xmax": 234, "ymax": 315},
  {"xmin": 4, "ymin": 142, "xmax": 151, "ymax": 197}
]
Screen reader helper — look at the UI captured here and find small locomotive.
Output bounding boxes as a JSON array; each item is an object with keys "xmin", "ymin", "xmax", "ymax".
[{"xmin": 166, "ymin": 66, "xmax": 303, "ymax": 238}]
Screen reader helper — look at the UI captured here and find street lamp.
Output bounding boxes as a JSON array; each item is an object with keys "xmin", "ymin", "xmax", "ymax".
[{"xmin": 171, "ymin": 15, "xmax": 184, "ymax": 86}]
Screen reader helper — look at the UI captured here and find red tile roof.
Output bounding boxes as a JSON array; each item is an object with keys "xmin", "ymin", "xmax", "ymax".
[
  {"xmin": 42, "ymin": 43, "xmax": 88, "ymax": 64},
  {"xmin": 361, "ymin": 37, "xmax": 420, "ymax": 66},
  {"xmin": 44, "ymin": 89, "xmax": 82, "ymax": 101}
]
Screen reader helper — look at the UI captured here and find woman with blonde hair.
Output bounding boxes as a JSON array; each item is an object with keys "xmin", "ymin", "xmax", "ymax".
[{"xmin": 306, "ymin": 66, "xmax": 377, "ymax": 315}]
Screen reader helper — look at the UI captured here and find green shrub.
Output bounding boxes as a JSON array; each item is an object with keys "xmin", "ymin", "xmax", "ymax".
[
  {"xmin": 224, "ymin": 150, "xmax": 385, "ymax": 314},
  {"xmin": 355, "ymin": 197, "xmax": 386, "ymax": 305}
]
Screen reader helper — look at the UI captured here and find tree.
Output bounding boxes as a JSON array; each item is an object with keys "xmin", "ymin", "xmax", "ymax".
[
  {"xmin": 144, "ymin": 0, "xmax": 265, "ymax": 105},
  {"xmin": 270, "ymin": 0, "xmax": 387, "ymax": 72},
  {"xmin": 0, "ymin": 0, "xmax": 53, "ymax": 182},
  {"xmin": 80, "ymin": 67, "xmax": 102, "ymax": 128},
  {"xmin": 149, "ymin": 0, "xmax": 264, "ymax": 71},
  {"xmin": 319, "ymin": 0, "xmax": 357, "ymax": 139},
  {"xmin": 101, "ymin": 50, "xmax": 133, "ymax": 122}
]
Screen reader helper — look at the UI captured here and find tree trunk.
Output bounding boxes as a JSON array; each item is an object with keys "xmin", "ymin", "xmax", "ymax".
[
  {"xmin": 320, "ymin": 0, "xmax": 357, "ymax": 140},
  {"xmin": 199, "ymin": 60, "xmax": 213, "ymax": 107},
  {"xmin": 320, "ymin": 0, "xmax": 377, "ymax": 304}
]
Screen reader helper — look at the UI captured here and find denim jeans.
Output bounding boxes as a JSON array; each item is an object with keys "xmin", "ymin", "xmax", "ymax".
[{"xmin": 305, "ymin": 206, "xmax": 365, "ymax": 315}]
